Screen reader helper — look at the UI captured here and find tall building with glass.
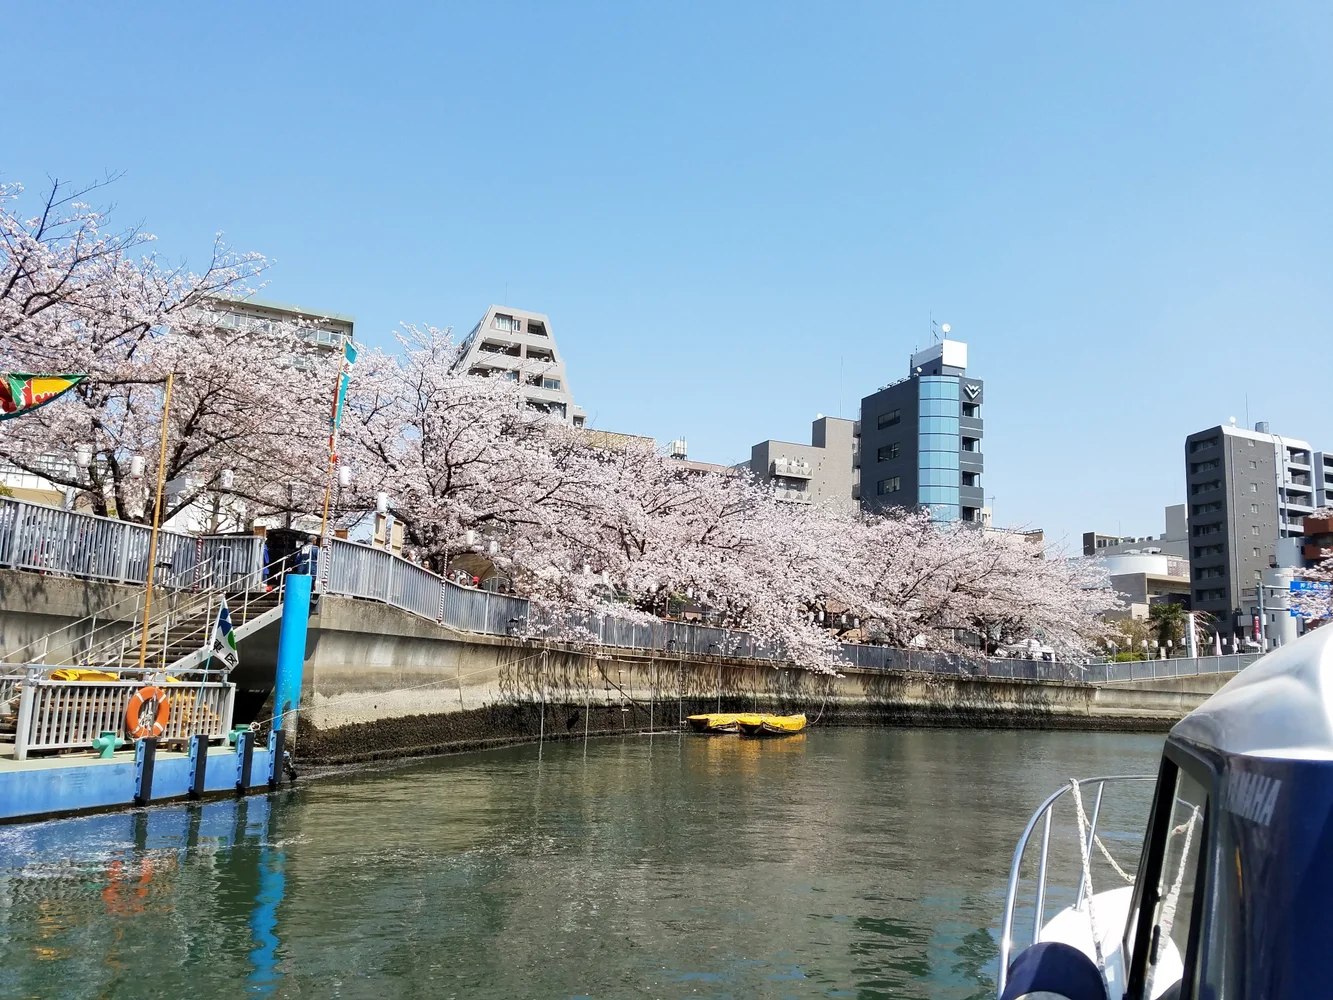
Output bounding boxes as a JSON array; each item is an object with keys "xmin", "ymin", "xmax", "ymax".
[{"xmin": 858, "ymin": 340, "xmax": 985, "ymax": 522}]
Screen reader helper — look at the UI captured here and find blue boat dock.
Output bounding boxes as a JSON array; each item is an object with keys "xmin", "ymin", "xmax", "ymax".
[{"xmin": 1, "ymin": 734, "xmax": 281, "ymax": 823}]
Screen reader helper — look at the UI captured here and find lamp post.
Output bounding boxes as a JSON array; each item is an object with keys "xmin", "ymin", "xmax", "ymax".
[
  {"xmin": 210, "ymin": 468, "xmax": 234, "ymax": 534},
  {"xmin": 336, "ymin": 464, "xmax": 352, "ymax": 533},
  {"xmin": 69, "ymin": 443, "xmax": 93, "ymax": 509}
]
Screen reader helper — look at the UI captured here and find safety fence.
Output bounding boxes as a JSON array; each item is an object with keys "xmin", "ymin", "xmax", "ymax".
[
  {"xmin": 835, "ymin": 644, "xmax": 1093, "ymax": 682},
  {"xmin": 1, "ymin": 499, "xmax": 1271, "ymax": 687},
  {"xmin": 9, "ymin": 674, "xmax": 235, "ymax": 760},
  {"xmin": 1089, "ymin": 653, "xmax": 1263, "ymax": 684},
  {"xmin": 326, "ymin": 537, "xmax": 529, "ymax": 636},
  {"xmin": 0, "ymin": 497, "xmax": 263, "ymax": 590}
]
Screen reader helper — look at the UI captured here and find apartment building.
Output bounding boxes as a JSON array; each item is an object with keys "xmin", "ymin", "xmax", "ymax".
[
  {"xmin": 454, "ymin": 306, "xmax": 586, "ymax": 427},
  {"xmin": 748, "ymin": 416, "xmax": 859, "ymax": 508},
  {"xmin": 1315, "ymin": 451, "xmax": 1333, "ymax": 509},
  {"xmin": 210, "ymin": 296, "xmax": 354, "ymax": 352},
  {"xmin": 1184, "ymin": 421, "xmax": 1317, "ymax": 632},
  {"xmin": 858, "ymin": 339, "xmax": 984, "ymax": 522}
]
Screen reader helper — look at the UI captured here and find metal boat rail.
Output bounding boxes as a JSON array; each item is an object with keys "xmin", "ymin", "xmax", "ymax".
[{"xmin": 996, "ymin": 774, "xmax": 1155, "ymax": 997}]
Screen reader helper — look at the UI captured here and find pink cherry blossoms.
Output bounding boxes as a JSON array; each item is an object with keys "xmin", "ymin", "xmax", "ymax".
[{"xmin": 1, "ymin": 177, "xmax": 1121, "ymax": 673}]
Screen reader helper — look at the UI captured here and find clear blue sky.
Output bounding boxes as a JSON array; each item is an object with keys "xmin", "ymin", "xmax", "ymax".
[{"xmin": 7, "ymin": 2, "xmax": 1331, "ymax": 546}]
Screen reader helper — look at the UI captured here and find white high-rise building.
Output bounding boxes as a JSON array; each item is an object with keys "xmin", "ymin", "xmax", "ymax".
[{"xmin": 454, "ymin": 306, "xmax": 586, "ymax": 427}]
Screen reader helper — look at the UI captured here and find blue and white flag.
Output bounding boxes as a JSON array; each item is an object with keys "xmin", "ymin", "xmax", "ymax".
[{"xmin": 209, "ymin": 599, "xmax": 240, "ymax": 671}]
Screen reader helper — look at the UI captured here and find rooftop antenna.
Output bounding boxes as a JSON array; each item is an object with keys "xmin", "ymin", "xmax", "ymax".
[{"xmin": 930, "ymin": 311, "xmax": 940, "ymax": 343}]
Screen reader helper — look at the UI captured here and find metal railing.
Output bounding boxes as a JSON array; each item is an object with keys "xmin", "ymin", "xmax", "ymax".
[
  {"xmin": 10, "ymin": 673, "xmax": 235, "ymax": 759},
  {"xmin": 0, "ymin": 499, "xmax": 1273, "ymax": 687},
  {"xmin": 0, "ymin": 496, "xmax": 263, "ymax": 588},
  {"xmin": 997, "ymin": 775, "xmax": 1156, "ymax": 997},
  {"xmin": 1090, "ymin": 653, "xmax": 1263, "ymax": 683},
  {"xmin": 325, "ymin": 537, "xmax": 529, "ymax": 636}
]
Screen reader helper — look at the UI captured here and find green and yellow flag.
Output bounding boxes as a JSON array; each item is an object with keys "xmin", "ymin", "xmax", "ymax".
[{"xmin": 0, "ymin": 373, "xmax": 87, "ymax": 421}]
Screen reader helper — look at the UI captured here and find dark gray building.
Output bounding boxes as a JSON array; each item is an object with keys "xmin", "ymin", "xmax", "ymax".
[
  {"xmin": 858, "ymin": 340, "xmax": 985, "ymax": 522},
  {"xmin": 1185, "ymin": 422, "xmax": 1315, "ymax": 636}
]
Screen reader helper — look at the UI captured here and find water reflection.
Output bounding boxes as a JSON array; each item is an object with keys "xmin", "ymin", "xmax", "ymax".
[{"xmin": 0, "ymin": 729, "xmax": 1161, "ymax": 999}]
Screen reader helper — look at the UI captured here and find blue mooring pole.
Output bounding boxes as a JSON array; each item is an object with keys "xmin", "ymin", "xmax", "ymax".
[{"xmin": 274, "ymin": 573, "xmax": 312, "ymax": 739}]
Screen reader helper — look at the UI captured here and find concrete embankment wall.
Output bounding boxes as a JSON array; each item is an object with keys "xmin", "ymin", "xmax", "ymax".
[
  {"xmin": 0, "ymin": 572, "xmax": 1232, "ymax": 764},
  {"xmin": 296, "ymin": 595, "xmax": 1226, "ymax": 764}
]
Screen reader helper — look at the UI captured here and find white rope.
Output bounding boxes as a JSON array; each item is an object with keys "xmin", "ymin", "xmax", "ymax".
[
  {"xmin": 1069, "ymin": 779, "xmax": 1110, "ymax": 994},
  {"xmin": 1095, "ymin": 831, "xmax": 1136, "ymax": 884}
]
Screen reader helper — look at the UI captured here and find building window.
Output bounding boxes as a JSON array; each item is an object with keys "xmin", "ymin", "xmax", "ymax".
[
  {"xmin": 877, "ymin": 476, "xmax": 901, "ymax": 495},
  {"xmin": 1189, "ymin": 438, "xmax": 1219, "ymax": 453},
  {"xmin": 962, "ymin": 402, "xmax": 979, "ymax": 418},
  {"xmin": 1255, "ymin": 570, "xmax": 1262, "ymax": 583},
  {"xmin": 877, "ymin": 442, "xmax": 900, "ymax": 462},
  {"xmin": 1192, "ymin": 501, "xmax": 1223, "ymax": 515},
  {"xmin": 962, "ymin": 471, "xmax": 979, "ymax": 487},
  {"xmin": 542, "ymin": 377, "xmax": 561, "ymax": 390},
  {"xmin": 1192, "ymin": 523, "xmax": 1222, "ymax": 537},
  {"xmin": 527, "ymin": 320, "xmax": 548, "ymax": 337},
  {"xmin": 493, "ymin": 313, "xmax": 520, "ymax": 332},
  {"xmin": 1194, "ymin": 566, "xmax": 1225, "ymax": 580},
  {"xmin": 1193, "ymin": 544, "xmax": 1223, "ymax": 558},
  {"xmin": 1190, "ymin": 459, "xmax": 1220, "ymax": 474},
  {"xmin": 878, "ymin": 408, "xmax": 901, "ymax": 429},
  {"xmin": 1252, "ymin": 547, "xmax": 1260, "ymax": 558},
  {"xmin": 1252, "ymin": 525, "xmax": 1261, "ymax": 536},
  {"xmin": 1250, "ymin": 483, "xmax": 1258, "ymax": 493},
  {"xmin": 1250, "ymin": 460, "xmax": 1258, "ymax": 470},
  {"xmin": 1190, "ymin": 479, "xmax": 1222, "ymax": 495},
  {"xmin": 1195, "ymin": 587, "xmax": 1226, "ymax": 602},
  {"xmin": 1250, "ymin": 503, "xmax": 1259, "ymax": 514},
  {"xmin": 961, "ymin": 437, "xmax": 979, "ymax": 452}
]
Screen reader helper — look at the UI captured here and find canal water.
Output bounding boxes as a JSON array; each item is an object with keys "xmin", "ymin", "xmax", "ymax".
[{"xmin": 0, "ymin": 729, "xmax": 1163, "ymax": 999}]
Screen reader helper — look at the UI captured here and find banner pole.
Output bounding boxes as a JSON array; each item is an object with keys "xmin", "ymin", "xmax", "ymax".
[{"xmin": 137, "ymin": 372, "xmax": 175, "ymax": 672}]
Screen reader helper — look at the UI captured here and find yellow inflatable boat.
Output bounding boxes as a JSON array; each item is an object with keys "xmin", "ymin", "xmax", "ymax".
[
  {"xmin": 736, "ymin": 713, "xmax": 807, "ymax": 737},
  {"xmin": 686, "ymin": 713, "xmax": 744, "ymax": 734}
]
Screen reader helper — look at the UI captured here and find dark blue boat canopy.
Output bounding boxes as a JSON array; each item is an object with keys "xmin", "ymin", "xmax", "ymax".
[{"xmin": 1171, "ymin": 625, "xmax": 1333, "ymax": 760}]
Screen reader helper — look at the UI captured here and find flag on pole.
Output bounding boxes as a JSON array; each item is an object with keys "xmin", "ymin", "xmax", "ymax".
[
  {"xmin": 331, "ymin": 339, "xmax": 358, "ymax": 434},
  {"xmin": 1214, "ymin": 632, "xmax": 1223, "ymax": 657},
  {"xmin": 208, "ymin": 599, "xmax": 240, "ymax": 671},
  {"xmin": 0, "ymin": 373, "xmax": 87, "ymax": 420}
]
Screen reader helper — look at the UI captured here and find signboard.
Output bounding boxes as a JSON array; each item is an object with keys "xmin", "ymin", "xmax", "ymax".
[{"xmin": 1290, "ymin": 579, "xmax": 1333, "ymax": 617}]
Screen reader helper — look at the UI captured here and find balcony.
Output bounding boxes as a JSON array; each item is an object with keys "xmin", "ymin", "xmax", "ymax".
[
  {"xmin": 774, "ymin": 487, "xmax": 812, "ymax": 504},
  {"xmin": 772, "ymin": 457, "xmax": 813, "ymax": 479}
]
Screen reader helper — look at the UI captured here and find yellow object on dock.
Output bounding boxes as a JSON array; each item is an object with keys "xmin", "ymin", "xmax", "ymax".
[
  {"xmin": 47, "ymin": 669, "xmax": 120, "ymax": 682},
  {"xmin": 736, "ymin": 713, "xmax": 807, "ymax": 737}
]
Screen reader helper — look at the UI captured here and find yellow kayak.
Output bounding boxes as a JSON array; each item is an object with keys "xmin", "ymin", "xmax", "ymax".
[
  {"xmin": 737, "ymin": 713, "xmax": 807, "ymax": 737},
  {"xmin": 687, "ymin": 713, "xmax": 744, "ymax": 734}
]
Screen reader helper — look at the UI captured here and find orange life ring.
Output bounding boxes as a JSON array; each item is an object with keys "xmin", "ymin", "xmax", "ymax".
[{"xmin": 125, "ymin": 685, "xmax": 170, "ymax": 739}]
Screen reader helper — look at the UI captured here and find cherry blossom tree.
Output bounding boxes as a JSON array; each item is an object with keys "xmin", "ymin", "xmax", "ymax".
[{"xmin": 0, "ymin": 177, "xmax": 332, "ymax": 523}]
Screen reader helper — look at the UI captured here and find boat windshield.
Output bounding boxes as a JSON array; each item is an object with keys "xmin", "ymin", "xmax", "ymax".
[{"xmin": 1142, "ymin": 768, "xmax": 1207, "ymax": 997}]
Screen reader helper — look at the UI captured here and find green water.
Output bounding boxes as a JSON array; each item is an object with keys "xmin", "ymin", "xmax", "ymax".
[{"xmin": 0, "ymin": 728, "xmax": 1163, "ymax": 999}]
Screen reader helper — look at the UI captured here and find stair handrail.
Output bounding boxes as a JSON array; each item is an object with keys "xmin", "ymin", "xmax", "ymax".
[
  {"xmin": 162, "ymin": 553, "xmax": 304, "ymax": 677},
  {"xmin": 1, "ymin": 555, "xmax": 227, "ymax": 667},
  {"xmin": 80, "ymin": 551, "xmax": 303, "ymax": 675}
]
